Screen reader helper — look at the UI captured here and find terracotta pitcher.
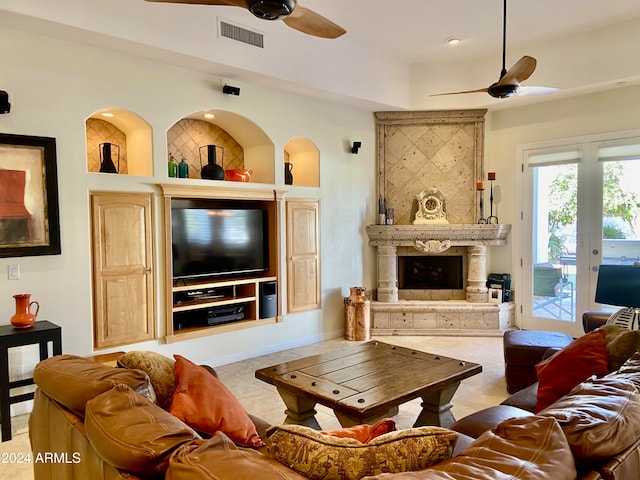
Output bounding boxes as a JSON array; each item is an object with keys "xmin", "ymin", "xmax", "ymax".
[{"xmin": 10, "ymin": 293, "xmax": 39, "ymax": 328}]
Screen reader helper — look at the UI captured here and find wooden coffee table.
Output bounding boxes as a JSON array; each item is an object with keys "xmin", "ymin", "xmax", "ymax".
[{"xmin": 255, "ymin": 340, "xmax": 481, "ymax": 429}]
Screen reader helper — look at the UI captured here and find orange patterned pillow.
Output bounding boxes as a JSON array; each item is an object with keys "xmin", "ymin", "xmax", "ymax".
[
  {"xmin": 169, "ymin": 355, "xmax": 264, "ymax": 448},
  {"xmin": 321, "ymin": 418, "xmax": 396, "ymax": 443}
]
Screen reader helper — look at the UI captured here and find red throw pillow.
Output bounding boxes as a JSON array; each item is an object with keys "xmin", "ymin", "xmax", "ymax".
[
  {"xmin": 170, "ymin": 355, "xmax": 264, "ymax": 447},
  {"xmin": 535, "ymin": 329, "xmax": 609, "ymax": 412},
  {"xmin": 321, "ymin": 418, "xmax": 397, "ymax": 443}
]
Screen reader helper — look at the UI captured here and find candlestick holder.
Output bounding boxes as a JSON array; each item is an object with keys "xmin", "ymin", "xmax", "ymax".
[
  {"xmin": 477, "ymin": 189, "xmax": 486, "ymax": 224},
  {"xmin": 487, "ymin": 179, "xmax": 498, "ymax": 224}
]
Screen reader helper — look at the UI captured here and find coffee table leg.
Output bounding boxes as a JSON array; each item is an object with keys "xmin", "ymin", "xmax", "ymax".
[
  {"xmin": 414, "ymin": 382, "xmax": 460, "ymax": 428},
  {"xmin": 277, "ymin": 387, "xmax": 321, "ymax": 430}
]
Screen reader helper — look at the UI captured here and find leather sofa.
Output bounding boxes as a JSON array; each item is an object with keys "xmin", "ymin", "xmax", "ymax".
[{"xmin": 29, "ymin": 336, "xmax": 640, "ymax": 480}]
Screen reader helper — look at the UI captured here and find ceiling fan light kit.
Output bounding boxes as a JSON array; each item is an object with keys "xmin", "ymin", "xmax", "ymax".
[
  {"xmin": 488, "ymin": 83, "xmax": 519, "ymax": 99},
  {"xmin": 246, "ymin": 0, "xmax": 295, "ymax": 20}
]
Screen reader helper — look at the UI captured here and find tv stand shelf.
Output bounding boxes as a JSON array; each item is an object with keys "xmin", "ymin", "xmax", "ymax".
[{"xmin": 166, "ymin": 276, "xmax": 278, "ymax": 344}]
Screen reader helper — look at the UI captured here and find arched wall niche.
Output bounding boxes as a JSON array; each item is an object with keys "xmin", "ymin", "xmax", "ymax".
[
  {"xmin": 284, "ymin": 137, "xmax": 320, "ymax": 187},
  {"xmin": 168, "ymin": 109, "xmax": 275, "ymax": 184},
  {"xmin": 86, "ymin": 108, "xmax": 153, "ymax": 176}
]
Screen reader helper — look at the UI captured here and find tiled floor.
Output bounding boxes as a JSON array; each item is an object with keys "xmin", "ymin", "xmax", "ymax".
[{"xmin": 1, "ymin": 335, "xmax": 509, "ymax": 480}]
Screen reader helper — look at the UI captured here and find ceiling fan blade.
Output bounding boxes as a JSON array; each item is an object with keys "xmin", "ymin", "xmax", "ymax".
[
  {"xmin": 517, "ymin": 86, "xmax": 560, "ymax": 96},
  {"xmin": 145, "ymin": 0, "xmax": 244, "ymax": 5},
  {"xmin": 430, "ymin": 87, "xmax": 489, "ymax": 97},
  {"xmin": 496, "ymin": 56, "xmax": 537, "ymax": 86},
  {"xmin": 283, "ymin": 5, "xmax": 346, "ymax": 38}
]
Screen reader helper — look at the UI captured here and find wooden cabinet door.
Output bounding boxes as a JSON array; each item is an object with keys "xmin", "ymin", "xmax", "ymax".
[
  {"xmin": 286, "ymin": 199, "xmax": 320, "ymax": 312},
  {"xmin": 91, "ymin": 192, "xmax": 155, "ymax": 348}
]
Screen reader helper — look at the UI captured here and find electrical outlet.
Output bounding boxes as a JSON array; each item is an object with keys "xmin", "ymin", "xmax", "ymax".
[{"xmin": 8, "ymin": 264, "xmax": 20, "ymax": 280}]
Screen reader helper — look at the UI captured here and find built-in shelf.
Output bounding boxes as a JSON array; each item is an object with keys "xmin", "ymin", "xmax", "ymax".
[
  {"xmin": 85, "ymin": 108, "xmax": 153, "ymax": 176},
  {"xmin": 160, "ymin": 184, "xmax": 284, "ymax": 343},
  {"xmin": 167, "ymin": 276, "xmax": 278, "ymax": 344}
]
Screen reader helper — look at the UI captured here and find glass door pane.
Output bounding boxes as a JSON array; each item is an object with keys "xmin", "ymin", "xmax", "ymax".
[
  {"xmin": 600, "ymin": 159, "xmax": 640, "ymax": 267},
  {"xmin": 531, "ymin": 164, "xmax": 577, "ymax": 321}
]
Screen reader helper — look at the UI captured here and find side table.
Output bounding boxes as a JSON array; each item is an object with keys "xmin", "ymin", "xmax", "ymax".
[{"xmin": 0, "ymin": 320, "xmax": 62, "ymax": 441}]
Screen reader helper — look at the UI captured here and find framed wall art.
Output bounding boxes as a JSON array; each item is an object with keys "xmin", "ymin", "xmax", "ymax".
[{"xmin": 0, "ymin": 133, "xmax": 61, "ymax": 257}]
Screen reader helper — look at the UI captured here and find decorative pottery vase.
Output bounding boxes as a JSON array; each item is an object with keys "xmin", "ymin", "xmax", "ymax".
[
  {"xmin": 178, "ymin": 157, "xmax": 189, "ymax": 178},
  {"xmin": 168, "ymin": 154, "xmax": 178, "ymax": 178},
  {"xmin": 284, "ymin": 162, "xmax": 293, "ymax": 185},
  {"xmin": 10, "ymin": 293, "xmax": 39, "ymax": 328},
  {"xmin": 99, "ymin": 142, "xmax": 119, "ymax": 174},
  {"xmin": 199, "ymin": 145, "xmax": 225, "ymax": 180},
  {"xmin": 225, "ymin": 169, "xmax": 253, "ymax": 182}
]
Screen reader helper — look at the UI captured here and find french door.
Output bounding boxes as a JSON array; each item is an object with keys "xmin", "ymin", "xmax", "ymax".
[{"xmin": 519, "ymin": 132, "xmax": 640, "ymax": 337}]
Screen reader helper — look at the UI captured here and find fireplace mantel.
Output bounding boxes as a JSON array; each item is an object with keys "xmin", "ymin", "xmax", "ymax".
[
  {"xmin": 365, "ymin": 224, "xmax": 511, "ymax": 247},
  {"xmin": 366, "ymin": 223, "xmax": 512, "ymax": 305}
]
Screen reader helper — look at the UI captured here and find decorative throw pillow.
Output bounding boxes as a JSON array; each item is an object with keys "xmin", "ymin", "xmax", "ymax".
[
  {"xmin": 374, "ymin": 416, "xmax": 576, "ymax": 480},
  {"xmin": 538, "ymin": 376, "xmax": 640, "ymax": 471},
  {"xmin": 169, "ymin": 354, "xmax": 264, "ymax": 448},
  {"xmin": 265, "ymin": 424, "xmax": 457, "ymax": 480},
  {"xmin": 117, "ymin": 351, "xmax": 176, "ymax": 410},
  {"xmin": 534, "ymin": 329, "xmax": 609, "ymax": 412},
  {"xmin": 85, "ymin": 384, "xmax": 198, "ymax": 478},
  {"xmin": 166, "ymin": 432, "xmax": 306, "ymax": 480},
  {"xmin": 321, "ymin": 418, "xmax": 397, "ymax": 443},
  {"xmin": 602, "ymin": 324, "xmax": 640, "ymax": 371}
]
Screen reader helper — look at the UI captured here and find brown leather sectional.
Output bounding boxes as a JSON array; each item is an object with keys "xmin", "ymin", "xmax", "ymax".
[{"xmin": 29, "ymin": 331, "xmax": 640, "ymax": 480}]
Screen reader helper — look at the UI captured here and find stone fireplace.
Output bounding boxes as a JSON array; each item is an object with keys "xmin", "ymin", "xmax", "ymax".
[
  {"xmin": 366, "ymin": 224, "xmax": 514, "ymax": 335},
  {"xmin": 368, "ymin": 109, "xmax": 514, "ymax": 336}
]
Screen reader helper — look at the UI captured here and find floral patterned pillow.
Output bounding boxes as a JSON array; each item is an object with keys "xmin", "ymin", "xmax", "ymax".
[{"xmin": 265, "ymin": 424, "xmax": 457, "ymax": 480}]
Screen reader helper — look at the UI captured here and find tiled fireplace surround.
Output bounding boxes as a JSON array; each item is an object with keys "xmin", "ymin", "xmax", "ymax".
[{"xmin": 368, "ymin": 110, "xmax": 514, "ymax": 336}]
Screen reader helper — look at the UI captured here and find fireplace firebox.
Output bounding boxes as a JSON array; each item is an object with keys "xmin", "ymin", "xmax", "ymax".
[{"xmin": 398, "ymin": 256, "xmax": 463, "ymax": 290}]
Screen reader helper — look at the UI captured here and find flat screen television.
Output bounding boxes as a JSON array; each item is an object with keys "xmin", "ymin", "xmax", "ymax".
[{"xmin": 171, "ymin": 199, "xmax": 269, "ymax": 280}]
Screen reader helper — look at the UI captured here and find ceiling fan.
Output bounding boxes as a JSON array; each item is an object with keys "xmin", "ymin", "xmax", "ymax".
[
  {"xmin": 144, "ymin": 0, "xmax": 346, "ymax": 39},
  {"xmin": 433, "ymin": 0, "xmax": 542, "ymax": 99}
]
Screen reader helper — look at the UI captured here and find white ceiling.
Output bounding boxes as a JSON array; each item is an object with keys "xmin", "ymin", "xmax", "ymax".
[
  {"xmin": 2, "ymin": 0, "xmax": 640, "ymax": 110},
  {"xmin": 305, "ymin": 0, "xmax": 640, "ymax": 63}
]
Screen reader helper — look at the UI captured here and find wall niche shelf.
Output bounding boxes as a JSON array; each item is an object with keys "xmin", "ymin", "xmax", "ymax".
[
  {"xmin": 86, "ymin": 108, "xmax": 153, "ymax": 176},
  {"xmin": 159, "ymin": 184, "xmax": 284, "ymax": 343},
  {"xmin": 284, "ymin": 137, "xmax": 320, "ymax": 187},
  {"xmin": 167, "ymin": 109, "xmax": 275, "ymax": 184}
]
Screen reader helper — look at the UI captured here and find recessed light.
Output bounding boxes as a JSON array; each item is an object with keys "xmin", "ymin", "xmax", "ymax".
[
  {"xmin": 204, "ymin": 113, "xmax": 215, "ymax": 119},
  {"xmin": 446, "ymin": 37, "xmax": 462, "ymax": 46},
  {"xmin": 101, "ymin": 112, "xmax": 114, "ymax": 118}
]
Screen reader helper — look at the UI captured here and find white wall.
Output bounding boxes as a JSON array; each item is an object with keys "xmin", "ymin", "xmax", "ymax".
[{"xmin": 0, "ymin": 25, "xmax": 377, "ymax": 372}]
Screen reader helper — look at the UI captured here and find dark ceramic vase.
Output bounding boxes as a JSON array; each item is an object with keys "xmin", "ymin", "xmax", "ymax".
[
  {"xmin": 284, "ymin": 162, "xmax": 293, "ymax": 185},
  {"xmin": 99, "ymin": 142, "xmax": 119, "ymax": 174},
  {"xmin": 200, "ymin": 145, "xmax": 224, "ymax": 180}
]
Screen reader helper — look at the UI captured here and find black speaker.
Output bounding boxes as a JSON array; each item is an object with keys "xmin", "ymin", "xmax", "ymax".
[
  {"xmin": 222, "ymin": 85, "xmax": 240, "ymax": 96},
  {"xmin": 0, "ymin": 90, "xmax": 10, "ymax": 114},
  {"xmin": 259, "ymin": 281, "xmax": 277, "ymax": 319}
]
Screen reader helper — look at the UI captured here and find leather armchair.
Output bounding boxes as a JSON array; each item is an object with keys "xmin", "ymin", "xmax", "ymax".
[{"xmin": 582, "ymin": 310, "xmax": 611, "ymax": 333}]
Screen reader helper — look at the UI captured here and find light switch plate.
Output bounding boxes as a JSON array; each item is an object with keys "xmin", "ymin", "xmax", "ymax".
[{"xmin": 8, "ymin": 264, "xmax": 20, "ymax": 280}]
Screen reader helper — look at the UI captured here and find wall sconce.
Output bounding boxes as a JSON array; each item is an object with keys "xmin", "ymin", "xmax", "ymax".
[
  {"xmin": 223, "ymin": 84, "xmax": 240, "ymax": 96},
  {"xmin": 351, "ymin": 141, "xmax": 362, "ymax": 154},
  {"xmin": 0, "ymin": 90, "xmax": 11, "ymax": 114}
]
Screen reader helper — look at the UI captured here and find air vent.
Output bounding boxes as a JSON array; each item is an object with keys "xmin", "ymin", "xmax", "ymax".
[{"xmin": 218, "ymin": 19, "xmax": 264, "ymax": 48}]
